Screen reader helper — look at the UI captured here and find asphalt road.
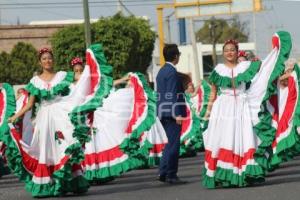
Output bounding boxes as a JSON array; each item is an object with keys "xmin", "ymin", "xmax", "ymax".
[{"xmin": 1, "ymin": 153, "xmax": 300, "ymax": 200}]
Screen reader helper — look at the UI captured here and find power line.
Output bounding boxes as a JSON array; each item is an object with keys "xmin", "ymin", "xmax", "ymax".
[
  {"xmin": 37, "ymin": 7, "xmax": 78, "ymax": 19},
  {"xmin": 0, "ymin": 3, "xmax": 170, "ymax": 10},
  {"xmin": 1, "ymin": 0, "xmax": 297, "ymax": 10},
  {"xmin": 0, "ymin": 0, "xmax": 295, "ymax": 8},
  {"xmin": 0, "ymin": 0, "xmax": 293, "ymax": 6},
  {"xmin": 0, "ymin": 0, "xmax": 172, "ymax": 6},
  {"xmin": 119, "ymin": 0, "xmax": 135, "ymax": 15}
]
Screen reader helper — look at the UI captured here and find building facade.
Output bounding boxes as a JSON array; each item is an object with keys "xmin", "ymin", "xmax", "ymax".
[{"xmin": 0, "ymin": 24, "xmax": 67, "ymax": 52}]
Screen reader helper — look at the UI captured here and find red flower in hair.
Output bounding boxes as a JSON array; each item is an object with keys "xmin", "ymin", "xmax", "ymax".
[
  {"xmin": 71, "ymin": 57, "xmax": 83, "ymax": 66},
  {"xmin": 39, "ymin": 47, "xmax": 52, "ymax": 56},
  {"xmin": 238, "ymin": 50, "xmax": 247, "ymax": 58},
  {"xmin": 223, "ymin": 39, "xmax": 239, "ymax": 50}
]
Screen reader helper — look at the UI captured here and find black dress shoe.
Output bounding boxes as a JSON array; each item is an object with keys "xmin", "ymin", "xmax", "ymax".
[
  {"xmin": 166, "ymin": 177, "xmax": 187, "ymax": 185},
  {"xmin": 157, "ymin": 175, "xmax": 167, "ymax": 182}
]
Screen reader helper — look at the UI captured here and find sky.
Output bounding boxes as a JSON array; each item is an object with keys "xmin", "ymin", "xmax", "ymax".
[{"xmin": 0, "ymin": 0, "xmax": 300, "ymax": 59}]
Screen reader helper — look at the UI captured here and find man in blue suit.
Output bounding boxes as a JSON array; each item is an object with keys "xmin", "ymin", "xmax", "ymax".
[{"xmin": 156, "ymin": 44, "xmax": 187, "ymax": 184}]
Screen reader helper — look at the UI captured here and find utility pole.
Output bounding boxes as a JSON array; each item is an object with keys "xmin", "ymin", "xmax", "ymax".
[
  {"xmin": 188, "ymin": 18, "xmax": 202, "ymax": 84},
  {"xmin": 117, "ymin": 0, "xmax": 123, "ymax": 13},
  {"xmin": 83, "ymin": 0, "xmax": 91, "ymax": 48},
  {"xmin": 252, "ymin": 11, "xmax": 257, "ymax": 54}
]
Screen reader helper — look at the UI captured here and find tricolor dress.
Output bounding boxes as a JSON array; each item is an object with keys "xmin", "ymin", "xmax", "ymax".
[
  {"xmin": 0, "ymin": 85, "xmax": 12, "ymax": 177},
  {"xmin": 268, "ymin": 64, "xmax": 300, "ymax": 169},
  {"xmin": 1, "ymin": 73, "xmax": 90, "ymax": 197},
  {"xmin": 191, "ymin": 79, "xmax": 212, "ymax": 135},
  {"xmin": 0, "ymin": 141, "xmax": 9, "ymax": 177},
  {"xmin": 180, "ymin": 80, "xmax": 211, "ymax": 157},
  {"xmin": 120, "ymin": 73, "xmax": 167, "ymax": 167},
  {"xmin": 15, "ymin": 90, "xmax": 33, "ymax": 145},
  {"xmin": 179, "ymin": 94, "xmax": 202, "ymax": 157},
  {"xmin": 203, "ymin": 31, "xmax": 292, "ymax": 188},
  {"xmin": 143, "ymin": 117, "xmax": 168, "ymax": 167},
  {"xmin": 0, "ymin": 44, "xmax": 112, "ymax": 197},
  {"xmin": 82, "ymin": 72, "xmax": 167, "ymax": 182},
  {"xmin": 0, "ymin": 90, "xmax": 31, "ymax": 177}
]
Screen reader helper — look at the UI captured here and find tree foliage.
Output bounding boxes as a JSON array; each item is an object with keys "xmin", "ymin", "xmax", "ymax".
[
  {"xmin": 196, "ymin": 16, "xmax": 248, "ymax": 44},
  {"xmin": 50, "ymin": 24, "xmax": 90, "ymax": 71},
  {"xmin": 1, "ymin": 14, "xmax": 155, "ymax": 85},
  {"xmin": 0, "ymin": 42, "xmax": 38, "ymax": 84},
  {"xmin": 0, "ymin": 52, "xmax": 12, "ymax": 83},
  {"xmin": 51, "ymin": 13, "xmax": 156, "ymax": 79}
]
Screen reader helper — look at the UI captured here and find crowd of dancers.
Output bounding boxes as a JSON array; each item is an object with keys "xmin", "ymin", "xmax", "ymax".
[{"xmin": 0, "ymin": 30, "xmax": 299, "ymax": 197}]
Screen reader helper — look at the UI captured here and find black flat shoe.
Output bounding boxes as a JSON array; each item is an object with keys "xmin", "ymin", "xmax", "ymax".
[
  {"xmin": 157, "ymin": 175, "xmax": 167, "ymax": 182},
  {"xmin": 167, "ymin": 177, "xmax": 187, "ymax": 185}
]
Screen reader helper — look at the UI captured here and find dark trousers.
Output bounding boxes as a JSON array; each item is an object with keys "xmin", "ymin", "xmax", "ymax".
[{"xmin": 159, "ymin": 117, "xmax": 181, "ymax": 178}]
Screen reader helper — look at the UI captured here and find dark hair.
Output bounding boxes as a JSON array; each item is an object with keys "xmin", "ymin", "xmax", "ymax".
[
  {"xmin": 163, "ymin": 44, "xmax": 180, "ymax": 62},
  {"xmin": 17, "ymin": 88, "xmax": 26, "ymax": 93},
  {"xmin": 177, "ymin": 72, "xmax": 192, "ymax": 91}
]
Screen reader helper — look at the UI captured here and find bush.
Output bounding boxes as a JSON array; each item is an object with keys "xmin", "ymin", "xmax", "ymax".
[
  {"xmin": 51, "ymin": 24, "xmax": 92, "ymax": 71},
  {"xmin": 51, "ymin": 13, "xmax": 156, "ymax": 79},
  {"xmin": 0, "ymin": 42, "xmax": 39, "ymax": 84}
]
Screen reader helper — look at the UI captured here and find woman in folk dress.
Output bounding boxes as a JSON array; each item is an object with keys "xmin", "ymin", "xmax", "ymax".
[
  {"xmin": 203, "ymin": 31, "xmax": 292, "ymax": 188},
  {"xmin": 67, "ymin": 56, "xmax": 167, "ymax": 182},
  {"xmin": 268, "ymin": 58, "xmax": 300, "ymax": 169},
  {"xmin": 82, "ymin": 71, "xmax": 168, "ymax": 182},
  {"xmin": 6, "ymin": 48, "xmax": 89, "ymax": 197}
]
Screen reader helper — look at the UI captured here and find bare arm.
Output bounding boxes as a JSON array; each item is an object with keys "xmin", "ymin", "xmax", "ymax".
[
  {"xmin": 8, "ymin": 95, "xmax": 35, "ymax": 123},
  {"xmin": 113, "ymin": 75, "xmax": 129, "ymax": 87},
  {"xmin": 204, "ymin": 84, "xmax": 217, "ymax": 120},
  {"xmin": 190, "ymin": 84, "xmax": 200, "ymax": 97},
  {"xmin": 279, "ymin": 72, "xmax": 291, "ymax": 81},
  {"xmin": 278, "ymin": 72, "xmax": 291, "ymax": 88}
]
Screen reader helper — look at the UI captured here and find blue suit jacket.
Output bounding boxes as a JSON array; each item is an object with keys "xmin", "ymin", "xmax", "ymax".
[{"xmin": 156, "ymin": 63, "xmax": 186, "ymax": 119}]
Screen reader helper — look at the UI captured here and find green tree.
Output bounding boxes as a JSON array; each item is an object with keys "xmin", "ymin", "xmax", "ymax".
[
  {"xmin": 93, "ymin": 14, "xmax": 139, "ymax": 78},
  {"xmin": 0, "ymin": 52, "xmax": 12, "ymax": 83},
  {"xmin": 196, "ymin": 16, "xmax": 248, "ymax": 44},
  {"xmin": 0, "ymin": 42, "xmax": 38, "ymax": 84},
  {"xmin": 196, "ymin": 16, "xmax": 248, "ymax": 66},
  {"xmin": 10, "ymin": 42, "xmax": 39, "ymax": 84},
  {"xmin": 51, "ymin": 24, "xmax": 93, "ymax": 71},
  {"xmin": 51, "ymin": 13, "xmax": 156, "ymax": 79},
  {"xmin": 128, "ymin": 16, "xmax": 156, "ymax": 74}
]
